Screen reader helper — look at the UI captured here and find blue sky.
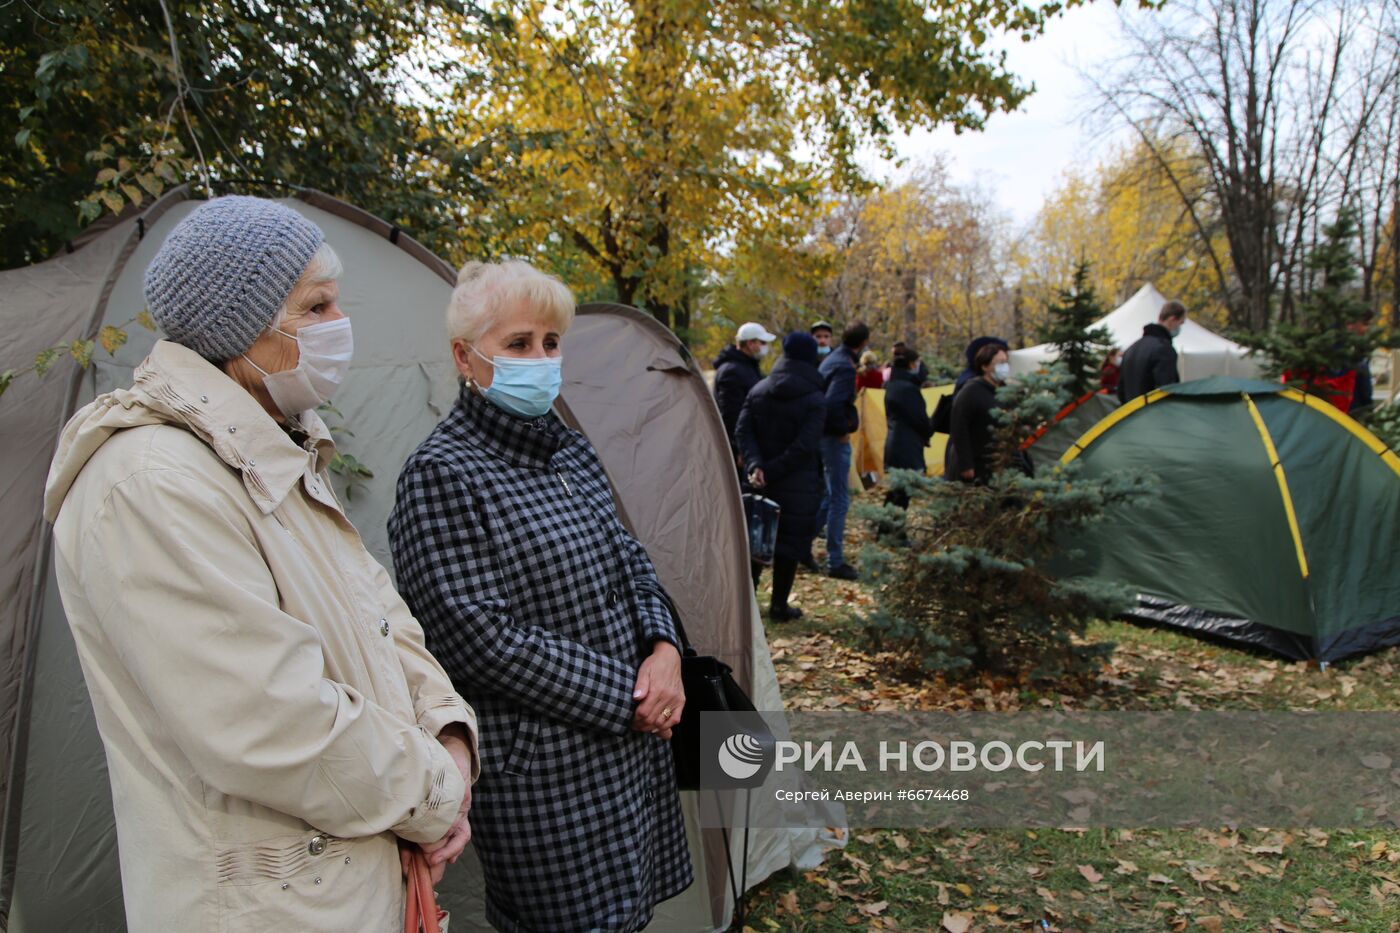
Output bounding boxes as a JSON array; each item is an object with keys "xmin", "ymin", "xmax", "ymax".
[{"xmin": 869, "ymin": 2, "xmax": 1133, "ymax": 229}]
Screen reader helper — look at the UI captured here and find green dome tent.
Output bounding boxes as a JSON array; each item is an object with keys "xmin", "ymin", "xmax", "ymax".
[{"xmin": 1059, "ymin": 376, "xmax": 1400, "ymax": 662}]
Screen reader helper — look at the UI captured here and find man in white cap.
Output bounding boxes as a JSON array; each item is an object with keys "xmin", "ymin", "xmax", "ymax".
[{"xmin": 713, "ymin": 321, "xmax": 777, "ymax": 455}]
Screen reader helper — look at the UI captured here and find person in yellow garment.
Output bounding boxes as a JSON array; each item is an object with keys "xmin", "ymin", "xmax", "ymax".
[{"xmin": 44, "ymin": 196, "xmax": 478, "ymax": 932}]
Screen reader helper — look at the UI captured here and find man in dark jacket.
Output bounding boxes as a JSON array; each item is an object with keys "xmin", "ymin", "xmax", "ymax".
[
  {"xmin": 713, "ymin": 321, "xmax": 776, "ymax": 453},
  {"xmin": 815, "ymin": 320, "xmax": 869, "ymax": 580},
  {"xmin": 1118, "ymin": 301, "xmax": 1186, "ymax": 402},
  {"xmin": 737, "ymin": 332, "xmax": 827, "ymax": 621}
]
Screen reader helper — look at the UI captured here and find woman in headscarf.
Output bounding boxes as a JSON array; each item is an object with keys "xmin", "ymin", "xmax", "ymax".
[
  {"xmin": 388, "ymin": 260, "xmax": 692, "ymax": 932},
  {"xmin": 43, "ymin": 196, "xmax": 478, "ymax": 932}
]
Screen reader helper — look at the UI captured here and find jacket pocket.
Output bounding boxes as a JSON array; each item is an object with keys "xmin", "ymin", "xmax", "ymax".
[
  {"xmin": 215, "ymin": 831, "xmax": 397, "ymax": 933},
  {"xmin": 503, "ymin": 711, "xmax": 540, "ymax": 777}
]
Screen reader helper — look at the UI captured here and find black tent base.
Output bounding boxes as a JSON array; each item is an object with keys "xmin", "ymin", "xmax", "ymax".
[{"xmin": 1124, "ymin": 596, "xmax": 1400, "ymax": 664}]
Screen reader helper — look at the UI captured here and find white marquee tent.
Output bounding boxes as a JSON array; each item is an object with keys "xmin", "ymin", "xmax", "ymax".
[{"xmin": 1010, "ymin": 282, "xmax": 1259, "ymax": 381}]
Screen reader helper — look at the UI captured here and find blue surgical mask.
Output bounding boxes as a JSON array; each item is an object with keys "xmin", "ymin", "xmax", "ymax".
[
  {"xmin": 817, "ymin": 345, "xmax": 832, "ymax": 357},
  {"xmin": 469, "ymin": 344, "xmax": 562, "ymax": 419}
]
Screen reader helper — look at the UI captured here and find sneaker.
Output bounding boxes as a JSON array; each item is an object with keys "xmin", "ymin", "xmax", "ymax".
[
  {"xmin": 827, "ymin": 563, "xmax": 859, "ymax": 581},
  {"xmin": 770, "ymin": 604, "xmax": 804, "ymax": 622}
]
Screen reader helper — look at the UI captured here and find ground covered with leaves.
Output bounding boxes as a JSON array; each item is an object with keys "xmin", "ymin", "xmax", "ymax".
[{"xmin": 739, "ymin": 496, "xmax": 1400, "ymax": 933}]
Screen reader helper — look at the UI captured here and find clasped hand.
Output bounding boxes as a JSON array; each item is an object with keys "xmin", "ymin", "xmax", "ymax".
[
  {"xmin": 403, "ymin": 726, "xmax": 474, "ymax": 886},
  {"xmin": 631, "ymin": 640, "xmax": 684, "ymax": 739}
]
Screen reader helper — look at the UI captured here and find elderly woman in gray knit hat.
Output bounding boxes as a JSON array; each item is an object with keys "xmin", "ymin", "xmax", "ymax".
[{"xmin": 42, "ymin": 195, "xmax": 478, "ymax": 932}]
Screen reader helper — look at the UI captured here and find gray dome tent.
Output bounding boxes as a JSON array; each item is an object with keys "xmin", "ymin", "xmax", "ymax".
[{"xmin": 0, "ymin": 187, "xmax": 838, "ymax": 930}]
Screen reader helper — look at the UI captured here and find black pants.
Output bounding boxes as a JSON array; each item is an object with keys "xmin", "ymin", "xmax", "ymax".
[{"xmin": 752, "ymin": 556, "xmax": 798, "ymax": 612}]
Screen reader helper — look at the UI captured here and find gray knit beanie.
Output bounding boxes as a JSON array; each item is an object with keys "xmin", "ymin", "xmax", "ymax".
[{"xmin": 144, "ymin": 196, "xmax": 324, "ymax": 362}]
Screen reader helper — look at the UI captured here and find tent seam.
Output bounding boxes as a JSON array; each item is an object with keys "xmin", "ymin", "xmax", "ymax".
[
  {"xmin": 1242, "ymin": 393, "xmax": 1310, "ymax": 581},
  {"xmin": 1059, "ymin": 388, "xmax": 1164, "ymax": 464},
  {"xmin": 1279, "ymin": 387, "xmax": 1400, "ymax": 477}
]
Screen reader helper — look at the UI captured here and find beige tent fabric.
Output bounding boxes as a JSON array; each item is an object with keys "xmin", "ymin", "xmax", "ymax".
[
  {"xmin": 560, "ymin": 304, "xmax": 753, "ymax": 692},
  {"xmin": 0, "ymin": 217, "xmax": 139, "ymax": 889},
  {"xmin": 848, "ymin": 385, "xmax": 955, "ymax": 486}
]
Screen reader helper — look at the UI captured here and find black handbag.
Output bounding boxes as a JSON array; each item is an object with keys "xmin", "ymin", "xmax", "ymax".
[
  {"xmin": 636, "ymin": 583, "xmax": 764, "ymax": 790},
  {"xmin": 931, "ymin": 391, "xmax": 954, "ymax": 434}
]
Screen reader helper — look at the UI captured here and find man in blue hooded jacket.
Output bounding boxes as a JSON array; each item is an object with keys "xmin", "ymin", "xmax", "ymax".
[{"xmin": 815, "ymin": 320, "xmax": 869, "ymax": 580}]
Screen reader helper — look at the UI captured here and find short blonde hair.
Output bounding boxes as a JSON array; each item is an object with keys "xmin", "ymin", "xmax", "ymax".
[
  {"xmin": 446, "ymin": 259, "xmax": 575, "ymax": 343},
  {"xmin": 272, "ymin": 242, "xmax": 342, "ymax": 328}
]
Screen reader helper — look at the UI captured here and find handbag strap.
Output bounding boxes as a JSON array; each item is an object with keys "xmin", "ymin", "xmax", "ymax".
[
  {"xmin": 404, "ymin": 850, "xmax": 441, "ymax": 933},
  {"xmin": 636, "ymin": 580, "xmax": 696, "ymax": 654}
]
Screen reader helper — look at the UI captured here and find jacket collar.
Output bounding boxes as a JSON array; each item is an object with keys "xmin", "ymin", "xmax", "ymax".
[
  {"xmin": 135, "ymin": 341, "xmax": 336, "ymax": 513},
  {"xmin": 890, "ymin": 367, "xmax": 922, "ymax": 385},
  {"xmin": 447, "ymin": 382, "xmax": 572, "ymax": 470},
  {"xmin": 771, "ymin": 356, "xmax": 824, "ymax": 390},
  {"xmin": 1143, "ymin": 323, "xmax": 1174, "ymax": 340}
]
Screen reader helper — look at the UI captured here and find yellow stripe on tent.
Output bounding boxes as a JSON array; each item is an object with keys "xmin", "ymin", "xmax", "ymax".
[
  {"xmin": 1243, "ymin": 393, "xmax": 1310, "ymax": 581},
  {"xmin": 1279, "ymin": 388, "xmax": 1400, "ymax": 479},
  {"xmin": 1060, "ymin": 388, "xmax": 1168, "ymax": 464}
]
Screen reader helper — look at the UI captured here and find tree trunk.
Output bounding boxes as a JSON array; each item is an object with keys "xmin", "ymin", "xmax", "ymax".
[{"xmin": 901, "ymin": 263, "xmax": 918, "ymax": 347}]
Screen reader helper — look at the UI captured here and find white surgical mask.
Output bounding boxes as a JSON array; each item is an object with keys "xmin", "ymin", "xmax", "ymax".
[
  {"xmin": 244, "ymin": 318, "xmax": 353, "ymax": 418},
  {"xmin": 758, "ymin": 343, "xmax": 770, "ymax": 358},
  {"xmin": 993, "ymin": 362, "xmax": 1011, "ymax": 383}
]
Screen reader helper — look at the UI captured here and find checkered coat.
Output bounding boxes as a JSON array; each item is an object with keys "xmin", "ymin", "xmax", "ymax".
[{"xmin": 388, "ymin": 386, "xmax": 693, "ymax": 932}]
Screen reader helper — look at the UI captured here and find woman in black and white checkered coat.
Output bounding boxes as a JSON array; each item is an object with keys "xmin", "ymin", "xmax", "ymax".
[{"xmin": 388, "ymin": 260, "xmax": 693, "ymax": 932}]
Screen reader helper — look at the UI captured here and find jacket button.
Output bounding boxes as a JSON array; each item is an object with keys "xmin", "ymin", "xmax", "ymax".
[
  {"xmin": 607, "ymin": 590, "xmax": 621, "ymax": 607},
  {"xmin": 308, "ymin": 835, "xmax": 327, "ymax": 856},
  {"xmin": 380, "ymin": 619, "xmax": 390, "ymax": 637}
]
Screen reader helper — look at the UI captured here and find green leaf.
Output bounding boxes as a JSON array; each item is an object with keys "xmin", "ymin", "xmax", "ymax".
[
  {"xmin": 99, "ymin": 191, "xmax": 124, "ymax": 214},
  {"xmin": 0, "ymin": 369, "xmax": 15, "ymax": 398},
  {"xmin": 33, "ymin": 347, "xmax": 61, "ymax": 376},
  {"xmin": 95, "ymin": 167, "xmax": 119, "ymax": 184},
  {"xmin": 78, "ymin": 198, "xmax": 102, "ymax": 223},
  {"xmin": 14, "ymin": 129, "xmax": 31, "ymax": 149},
  {"xmin": 70, "ymin": 339, "xmax": 95, "ymax": 368},
  {"xmin": 136, "ymin": 173, "xmax": 163, "ymax": 197},
  {"xmin": 120, "ymin": 183, "xmax": 143, "ymax": 205}
]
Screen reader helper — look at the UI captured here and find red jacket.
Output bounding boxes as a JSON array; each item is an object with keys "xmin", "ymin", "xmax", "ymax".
[
  {"xmin": 1282, "ymin": 369, "xmax": 1355, "ymax": 412},
  {"xmin": 856, "ymin": 368, "xmax": 885, "ymax": 390}
]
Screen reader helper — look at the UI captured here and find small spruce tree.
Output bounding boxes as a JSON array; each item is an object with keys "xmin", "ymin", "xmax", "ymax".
[
  {"xmin": 856, "ymin": 364, "xmax": 1156, "ymax": 683},
  {"xmin": 1244, "ymin": 212, "xmax": 1381, "ymax": 386},
  {"xmin": 1038, "ymin": 260, "xmax": 1115, "ymax": 398}
]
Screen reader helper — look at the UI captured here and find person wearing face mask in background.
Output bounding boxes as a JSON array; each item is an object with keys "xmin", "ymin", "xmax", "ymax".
[
  {"xmin": 712, "ymin": 321, "xmax": 777, "ymax": 462},
  {"xmin": 945, "ymin": 343, "xmax": 1017, "ymax": 484},
  {"xmin": 811, "ymin": 320, "xmax": 835, "ymax": 357},
  {"xmin": 388, "ymin": 259, "xmax": 692, "ymax": 933},
  {"xmin": 42, "ymin": 196, "xmax": 479, "ymax": 932},
  {"xmin": 1118, "ymin": 300, "xmax": 1187, "ymax": 402}
]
